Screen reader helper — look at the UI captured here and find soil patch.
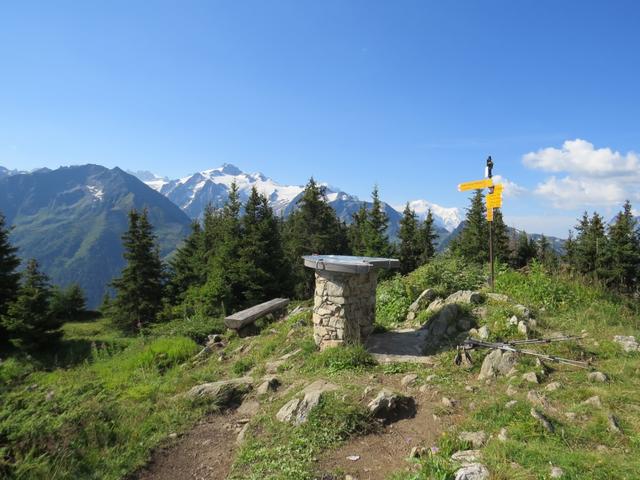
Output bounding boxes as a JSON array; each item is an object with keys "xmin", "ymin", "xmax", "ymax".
[{"xmin": 135, "ymin": 412, "xmax": 242, "ymax": 480}]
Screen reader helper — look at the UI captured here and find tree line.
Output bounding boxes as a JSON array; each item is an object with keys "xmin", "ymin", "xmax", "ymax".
[{"xmin": 103, "ymin": 179, "xmax": 440, "ymax": 332}]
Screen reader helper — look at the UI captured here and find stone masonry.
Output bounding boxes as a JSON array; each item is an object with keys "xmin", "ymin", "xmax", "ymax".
[{"xmin": 313, "ymin": 270, "xmax": 377, "ymax": 349}]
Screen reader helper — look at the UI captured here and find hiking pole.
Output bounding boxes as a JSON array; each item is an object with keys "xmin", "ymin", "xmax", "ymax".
[{"xmin": 508, "ymin": 335, "xmax": 585, "ymax": 346}]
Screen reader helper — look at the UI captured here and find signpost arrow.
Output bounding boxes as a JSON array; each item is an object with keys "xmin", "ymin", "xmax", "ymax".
[{"xmin": 458, "ymin": 178, "xmax": 493, "ymax": 192}]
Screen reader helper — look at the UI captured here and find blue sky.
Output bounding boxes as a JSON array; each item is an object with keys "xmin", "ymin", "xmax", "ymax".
[{"xmin": 1, "ymin": 0, "xmax": 639, "ymax": 236}]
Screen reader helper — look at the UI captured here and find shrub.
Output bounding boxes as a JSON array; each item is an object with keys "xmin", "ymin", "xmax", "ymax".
[
  {"xmin": 304, "ymin": 345, "xmax": 376, "ymax": 374},
  {"xmin": 376, "ymin": 275, "xmax": 412, "ymax": 328}
]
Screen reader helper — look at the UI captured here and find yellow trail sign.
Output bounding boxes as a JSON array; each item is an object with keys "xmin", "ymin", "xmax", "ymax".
[
  {"xmin": 458, "ymin": 178, "xmax": 493, "ymax": 192},
  {"xmin": 486, "ymin": 195, "xmax": 502, "ymax": 209},
  {"xmin": 486, "ymin": 207, "xmax": 494, "ymax": 221},
  {"xmin": 492, "ymin": 183, "xmax": 504, "ymax": 194}
]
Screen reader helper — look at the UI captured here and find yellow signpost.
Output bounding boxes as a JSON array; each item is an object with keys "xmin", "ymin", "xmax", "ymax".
[{"xmin": 457, "ymin": 156, "xmax": 504, "ymax": 289}]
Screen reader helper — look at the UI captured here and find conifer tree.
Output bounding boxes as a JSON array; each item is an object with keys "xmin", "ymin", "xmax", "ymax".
[
  {"xmin": 574, "ymin": 212, "xmax": 607, "ymax": 279},
  {"xmin": 348, "ymin": 204, "xmax": 369, "ymax": 256},
  {"xmin": 418, "ymin": 209, "xmax": 437, "ymax": 265},
  {"xmin": 50, "ymin": 283, "xmax": 86, "ymax": 321},
  {"xmin": 604, "ymin": 200, "xmax": 640, "ymax": 291},
  {"xmin": 398, "ymin": 203, "xmax": 419, "ymax": 274},
  {"xmin": 563, "ymin": 230, "xmax": 576, "ymax": 270},
  {"xmin": 364, "ymin": 186, "xmax": 392, "ymax": 257},
  {"xmin": 111, "ymin": 208, "xmax": 165, "ymax": 332},
  {"xmin": 167, "ymin": 221, "xmax": 205, "ymax": 303},
  {"xmin": 0, "ymin": 212, "xmax": 20, "ymax": 340},
  {"xmin": 453, "ymin": 190, "xmax": 488, "ymax": 264},
  {"xmin": 284, "ymin": 178, "xmax": 349, "ymax": 298},
  {"xmin": 492, "ymin": 209, "xmax": 511, "ymax": 263},
  {"xmin": 1, "ymin": 259, "xmax": 59, "ymax": 346},
  {"xmin": 513, "ymin": 231, "xmax": 536, "ymax": 268}
]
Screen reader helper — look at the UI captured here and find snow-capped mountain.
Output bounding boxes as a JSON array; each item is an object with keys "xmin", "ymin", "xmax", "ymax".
[
  {"xmin": 396, "ymin": 200, "xmax": 463, "ymax": 232},
  {"xmin": 136, "ymin": 163, "xmax": 456, "ymax": 242}
]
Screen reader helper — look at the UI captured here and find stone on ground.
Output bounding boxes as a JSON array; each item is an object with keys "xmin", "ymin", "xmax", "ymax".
[
  {"xmin": 588, "ymin": 371, "xmax": 608, "ymax": 383},
  {"xmin": 367, "ymin": 389, "xmax": 415, "ymax": 422},
  {"xmin": 613, "ymin": 335, "xmax": 639, "ymax": 352},
  {"xmin": 530, "ymin": 408, "xmax": 554, "ymax": 432},
  {"xmin": 458, "ymin": 431, "xmax": 487, "ymax": 448},
  {"xmin": 522, "ymin": 371, "xmax": 539, "ymax": 384},
  {"xmin": 505, "ymin": 400, "xmax": 518, "ymax": 409},
  {"xmin": 527, "ymin": 390, "xmax": 550, "ymax": 409},
  {"xmin": 426, "ymin": 298, "xmax": 445, "ymax": 314},
  {"xmin": 497, "ymin": 427, "xmax": 508, "ymax": 442},
  {"xmin": 486, "ymin": 292, "xmax": 509, "ymax": 302},
  {"xmin": 513, "ymin": 304, "xmax": 531, "ymax": 319},
  {"xmin": 478, "ymin": 349, "xmax": 518, "ymax": 380},
  {"xmin": 237, "ymin": 398, "xmax": 260, "ymax": 417},
  {"xmin": 276, "ymin": 380, "xmax": 339, "ymax": 425},
  {"xmin": 545, "ymin": 382, "xmax": 562, "ymax": 392},
  {"xmin": 445, "ymin": 290, "xmax": 482, "ymax": 305},
  {"xmin": 477, "ymin": 325, "xmax": 489, "ymax": 340},
  {"xmin": 550, "ymin": 466, "xmax": 564, "ymax": 478},
  {"xmin": 186, "ymin": 377, "xmax": 253, "ymax": 406},
  {"xmin": 407, "ymin": 289, "xmax": 437, "ymax": 317},
  {"xmin": 582, "ymin": 395, "xmax": 602, "ymax": 408},
  {"xmin": 506, "ymin": 384, "xmax": 518, "ymax": 396},
  {"xmin": 607, "ymin": 414, "xmax": 622, "ymax": 434},
  {"xmin": 256, "ymin": 375, "xmax": 280, "ymax": 395},
  {"xmin": 401, "ymin": 373, "xmax": 418, "ymax": 387},
  {"xmin": 454, "ymin": 463, "xmax": 489, "ymax": 480},
  {"xmin": 451, "ymin": 450, "xmax": 481, "ymax": 464}
]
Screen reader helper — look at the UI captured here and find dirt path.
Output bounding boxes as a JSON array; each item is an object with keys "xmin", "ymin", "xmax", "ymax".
[
  {"xmin": 135, "ymin": 412, "xmax": 243, "ymax": 480},
  {"xmin": 316, "ymin": 391, "xmax": 444, "ymax": 480}
]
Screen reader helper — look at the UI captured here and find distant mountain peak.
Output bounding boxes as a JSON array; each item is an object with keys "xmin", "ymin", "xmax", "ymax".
[{"xmin": 395, "ymin": 199, "xmax": 463, "ymax": 232}]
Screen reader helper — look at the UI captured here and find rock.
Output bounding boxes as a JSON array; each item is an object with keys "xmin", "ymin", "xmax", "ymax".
[
  {"xmin": 505, "ymin": 400, "xmax": 518, "ymax": 409},
  {"xmin": 517, "ymin": 321, "xmax": 529, "ymax": 336},
  {"xmin": 527, "ymin": 390, "xmax": 550, "ymax": 409},
  {"xmin": 237, "ymin": 399, "xmax": 260, "ymax": 417},
  {"xmin": 207, "ymin": 334, "xmax": 222, "ymax": 345},
  {"xmin": 486, "ymin": 292, "xmax": 509, "ymax": 302},
  {"xmin": 545, "ymin": 382, "xmax": 562, "ymax": 392},
  {"xmin": 265, "ymin": 360, "xmax": 285, "ymax": 374},
  {"xmin": 458, "ymin": 431, "xmax": 487, "ymax": 448},
  {"xmin": 550, "ymin": 466, "xmax": 564, "ymax": 478},
  {"xmin": 426, "ymin": 374, "xmax": 437, "ymax": 382},
  {"xmin": 451, "ymin": 449, "xmax": 481, "ymax": 464},
  {"xmin": 279, "ymin": 348, "xmax": 301, "ymax": 361},
  {"xmin": 472, "ymin": 306, "xmax": 487, "ymax": 320},
  {"xmin": 427, "ymin": 304, "xmax": 460, "ymax": 335},
  {"xmin": 368, "ymin": 389, "xmax": 416, "ymax": 422},
  {"xmin": 530, "ymin": 408, "xmax": 554, "ymax": 432},
  {"xmin": 45, "ymin": 390, "xmax": 55, "ymax": 402},
  {"xmin": 256, "ymin": 376, "xmax": 281, "ymax": 395},
  {"xmin": 186, "ymin": 377, "xmax": 253, "ymax": 406},
  {"xmin": 506, "ymin": 384, "xmax": 518, "ymax": 396},
  {"xmin": 168, "ymin": 432, "xmax": 178, "ymax": 439},
  {"xmin": 477, "ymin": 326, "xmax": 489, "ymax": 340},
  {"xmin": 346, "ymin": 455, "xmax": 360, "ymax": 461},
  {"xmin": 565, "ymin": 412, "xmax": 577, "ymax": 421},
  {"xmin": 445, "ymin": 290, "xmax": 482, "ymax": 305},
  {"xmin": 426, "ymin": 298, "xmax": 445, "ymax": 314},
  {"xmin": 465, "ymin": 385, "xmax": 476, "ymax": 392},
  {"xmin": 276, "ymin": 380, "xmax": 339, "ymax": 425},
  {"xmin": 401, "ymin": 374, "xmax": 419, "ymax": 387},
  {"xmin": 497, "ymin": 427, "xmax": 508, "ymax": 442},
  {"xmin": 454, "ymin": 463, "xmax": 489, "ymax": 480},
  {"xmin": 522, "ymin": 372, "xmax": 539, "ymax": 384},
  {"xmin": 408, "ymin": 289, "xmax": 438, "ymax": 314},
  {"xmin": 478, "ymin": 349, "xmax": 518, "ymax": 380},
  {"xmin": 236, "ymin": 423, "xmax": 250, "ymax": 445},
  {"xmin": 442, "ymin": 396, "xmax": 458, "ymax": 408},
  {"xmin": 582, "ymin": 395, "xmax": 602, "ymax": 408},
  {"xmin": 457, "ymin": 317, "xmax": 473, "ymax": 331},
  {"xmin": 410, "ymin": 446, "xmax": 428, "ymax": 458},
  {"xmin": 513, "ymin": 304, "xmax": 531, "ymax": 319},
  {"xmin": 613, "ymin": 335, "xmax": 640, "ymax": 352},
  {"xmin": 508, "ymin": 315, "xmax": 519, "ymax": 326},
  {"xmin": 588, "ymin": 371, "xmax": 608, "ymax": 383},
  {"xmin": 607, "ymin": 414, "xmax": 622, "ymax": 434}
]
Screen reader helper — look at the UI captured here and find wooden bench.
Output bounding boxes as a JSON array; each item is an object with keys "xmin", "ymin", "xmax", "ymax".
[{"xmin": 224, "ymin": 298, "xmax": 290, "ymax": 330}]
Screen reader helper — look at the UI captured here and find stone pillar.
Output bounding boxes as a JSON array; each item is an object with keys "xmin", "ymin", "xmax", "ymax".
[{"xmin": 312, "ymin": 270, "xmax": 377, "ymax": 349}]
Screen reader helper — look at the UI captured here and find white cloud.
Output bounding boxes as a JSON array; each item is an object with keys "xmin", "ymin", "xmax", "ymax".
[
  {"xmin": 522, "ymin": 139, "xmax": 640, "ymax": 209},
  {"xmin": 492, "ymin": 175, "xmax": 526, "ymax": 198}
]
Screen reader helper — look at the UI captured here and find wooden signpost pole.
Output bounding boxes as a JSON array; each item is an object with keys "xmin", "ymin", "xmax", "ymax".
[{"xmin": 486, "ymin": 156, "xmax": 495, "ymax": 290}]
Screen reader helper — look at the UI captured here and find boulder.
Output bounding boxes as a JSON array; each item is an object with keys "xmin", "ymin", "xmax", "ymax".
[
  {"xmin": 458, "ymin": 431, "xmax": 487, "ymax": 448},
  {"xmin": 426, "ymin": 298, "xmax": 445, "ymax": 314},
  {"xmin": 477, "ymin": 326, "xmax": 489, "ymax": 340},
  {"xmin": 237, "ymin": 398, "xmax": 260, "ymax": 417},
  {"xmin": 478, "ymin": 349, "xmax": 518, "ymax": 380},
  {"xmin": 517, "ymin": 321, "xmax": 529, "ymax": 336},
  {"xmin": 276, "ymin": 380, "xmax": 339, "ymax": 425},
  {"xmin": 445, "ymin": 290, "xmax": 482, "ymax": 306},
  {"xmin": 368, "ymin": 389, "xmax": 416, "ymax": 422},
  {"xmin": 408, "ymin": 289, "xmax": 438, "ymax": 314},
  {"xmin": 588, "ymin": 371, "xmax": 608, "ymax": 383},
  {"xmin": 454, "ymin": 463, "xmax": 489, "ymax": 480},
  {"xmin": 186, "ymin": 377, "xmax": 253, "ymax": 406},
  {"xmin": 613, "ymin": 335, "xmax": 639, "ymax": 352},
  {"xmin": 513, "ymin": 304, "xmax": 531, "ymax": 319},
  {"xmin": 451, "ymin": 450, "xmax": 481, "ymax": 464}
]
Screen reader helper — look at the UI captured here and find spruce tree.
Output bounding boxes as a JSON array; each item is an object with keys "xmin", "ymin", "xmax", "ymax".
[
  {"xmin": 168, "ymin": 221, "xmax": 205, "ymax": 303},
  {"xmin": 513, "ymin": 231, "xmax": 536, "ymax": 268},
  {"xmin": 398, "ymin": 203, "xmax": 419, "ymax": 274},
  {"xmin": 492, "ymin": 209, "xmax": 511, "ymax": 263},
  {"xmin": 284, "ymin": 178, "xmax": 349, "ymax": 298},
  {"xmin": 111, "ymin": 208, "xmax": 165, "ymax": 332},
  {"xmin": 453, "ymin": 190, "xmax": 488, "ymax": 264},
  {"xmin": 574, "ymin": 212, "xmax": 607, "ymax": 279},
  {"xmin": 0, "ymin": 212, "xmax": 20, "ymax": 341},
  {"xmin": 563, "ymin": 230, "xmax": 576, "ymax": 270},
  {"xmin": 1, "ymin": 259, "xmax": 59, "ymax": 346},
  {"xmin": 348, "ymin": 204, "xmax": 369, "ymax": 256},
  {"xmin": 604, "ymin": 200, "xmax": 640, "ymax": 291},
  {"xmin": 364, "ymin": 186, "xmax": 391, "ymax": 257},
  {"xmin": 50, "ymin": 283, "xmax": 86, "ymax": 321},
  {"xmin": 418, "ymin": 209, "xmax": 437, "ymax": 265}
]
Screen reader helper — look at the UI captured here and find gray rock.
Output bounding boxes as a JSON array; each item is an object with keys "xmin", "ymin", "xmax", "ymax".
[
  {"xmin": 409, "ymin": 289, "xmax": 438, "ymax": 313},
  {"xmin": 256, "ymin": 376, "xmax": 281, "ymax": 395},
  {"xmin": 486, "ymin": 292, "xmax": 509, "ymax": 302},
  {"xmin": 451, "ymin": 449, "xmax": 481, "ymax": 464},
  {"xmin": 531, "ymin": 408, "xmax": 554, "ymax": 432},
  {"xmin": 454, "ymin": 463, "xmax": 489, "ymax": 480},
  {"xmin": 401, "ymin": 373, "xmax": 419, "ymax": 387},
  {"xmin": 508, "ymin": 315, "xmax": 519, "ymax": 326},
  {"xmin": 522, "ymin": 372, "xmax": 539, "ymax": 384},
  {"xmin": 478, "ymin": 349, "xmax": 518, "ymax": 380},
  {"xmin": 236, "ymin": 423, "xmax": 250, "ymax": 445},
  {"xmin": 550, "ymin": 466, "xmax": 564, "ymax": 478},
  {"xmin": 426, "ymin": 298, "xmax": 445, "ymax": 314},
  {"xmin": 186, "ymin": 377, "xmax": 253, "ymax": 406},
  {"xmin": 446, "ymin": 290, "xmax": 482, "ymax": 305},
  {"xmin": 497, "ymin": 427, "xmax": 508, "ymax": 442},
  {"xmin": 613, "ymin": 335, "xmax": 639, "ymax": 352},
  {"xmin": 582, "ymin": 395, "xmax": 602, "ymax": 408},
  {"xmin": 545, "ymin": 382, "xmax": 562, "ymax": 392},
  {"xmin": 505, "ymin": 400, "xmax": 518, "ymax": 409},
  {"xmin": 410, "ymin": 446, "xmax": 428, "ymax": 458},
  {"xmin": 527, "ymin": 390, "xmax": 550, "ymax": 409},
  {"xmin": 457, "ymin": 317, "xmax": 473, "ymax": 331},
  {"xmin": 588, "ymin": 371, "xmax": 608, "ymax": 383},
  {"xmin": 517, "ymin": 321, "xmax": 529, "ymax": 336},
  {"xmin": 368, "ymin": 389, "xmax": 415, "ymax": 421},
  {"xmin": 442, "ymin": 396, "xmax": 458, "ymax": 408},
  {"xmin": 458, "ymin": 431, "xmax": 487, "ymax": 448},
  {"xmin": 513, "ymin": 304, "xmax": 531, "ymax": 319},
  {"xmin": 477, "ymin": 326, "xmax": 490, "ymax": 340},
  {"xmin": 237, "ymin": 399, "xmax": 260, "ymax": 417},
  {"xmin": 276, "ymin": 380, "xmax": 339, "ymax": 425},
  {"xmin": 265, "ymin": 360, "xmax": 285, "ymax": 374},
  {"xmin": 607, "ymin": 414, "xmax": 622, "ymax": 434}
]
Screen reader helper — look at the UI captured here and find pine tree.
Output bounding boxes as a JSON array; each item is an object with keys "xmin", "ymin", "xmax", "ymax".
[
  {"xmin": 1, "ymin": 259, "xmax": 59, "ymax": 346},
  {"xmin": 574, "ymin": 212, "xmax": 607, "ymax": 279},
  {"xmin": 418, "ymin": 209, "xmax": 437, "ymax": 265},
  {"xmin": 348, "ymin": 204, "xmax": 369, "ymax": 256},
  {"xmin": 492, "ymin": 209, "xmax": 511, "ymax": 263},
  {"xmin": 111, "ymin": 208, "xmax": 165, "ymax": 332},
  {"xmin": 398, "ymin": 203, "xmax": 419, "ymax": 274},
  {"xmin": 284, "ymin": 178, "xmax": 349, "ymax": 298},
  {"xmin": 513, "ymin": 231, "xmax": 536, "ymax": 268},
  {"xmin": 167, "ymin": 221, "xmax": 205, "ymax": 303},
  {"xmin": 563, "ymin": 230, "xmax": 576, "ymax": 270},
  {"xmin": 0, "ymin": 212, "xmax": 20, "ymax": 341},
  {"xmin": 50, "ymin": 283, "xmax": 87, "ymax": 321},
  {"xmin": 604, "ymin": 200, "xmax": 640, "ymax": 291},
  {"xmin": 364, "ymin": 186, "xmax": 391, "ymax": 257},
  {"xmin": 453, "ymin": 190, "xmax": 488, "ymax": 264},
  {"xmin": 537, "ymin": 234, "xmax": 551, "ymax": 264}
]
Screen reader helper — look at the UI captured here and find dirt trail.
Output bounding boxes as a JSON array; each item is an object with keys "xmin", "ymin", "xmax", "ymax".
[
  {"xmin": 316, "ymin": 391, "xmax": 444, "ymax": 480},
  {"xmin": 135, "ymin": 412, "xmax": 243, "ymax": 480}
]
